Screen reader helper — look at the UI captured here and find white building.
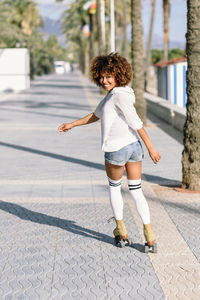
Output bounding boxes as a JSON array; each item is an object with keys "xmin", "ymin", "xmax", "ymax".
[
  {"xmin": 54, "ymin": 61, "xmax": 70, "ymax": 74},
  {"xmin": 155, "ymin": 57, "xmax": 187, "ymax": 108},
  {"xmin": 0, "ymin": 48, "xmax": 30, "ymax": 92}
]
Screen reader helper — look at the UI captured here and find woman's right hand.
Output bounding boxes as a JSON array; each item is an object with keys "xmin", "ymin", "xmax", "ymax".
[
  {"xmin": 57, "ymin": 123, "xmax": 74, "ymax": 133},
  {"xmin": 148, "ymin": 147, "xmax": 161, "ymax": 164}
]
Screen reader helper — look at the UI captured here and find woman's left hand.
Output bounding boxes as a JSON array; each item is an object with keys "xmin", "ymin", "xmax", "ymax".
[{"xmin": 148, "ymin": 148, "xmax": 161, "ymax": 164}]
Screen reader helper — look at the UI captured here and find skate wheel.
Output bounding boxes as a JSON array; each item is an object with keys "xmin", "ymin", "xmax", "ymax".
[
  {"xmin": 114, "ymin": 236, "xmax": 121, "ymax": 247},
  {"xmin": 121, "ymin": 239, "xmax": 130, "ymax": 248},
  {"xmin": 152, "ymin": 242, "xmax": 157, "ymax": 253},
  {"xmin": 114, "ymin": 237, "xmax": 130, "ymax": 248},
  {"xmin": 119, "ymin": 240, "xmax": 126, "ymax": 248},
  {"xmin": 144, "ymin": 243, "xmax": 149, "ymax": 253},
  {"xmin": 144, "ymin": 242, "xmax": 157, "ymax": 253}
]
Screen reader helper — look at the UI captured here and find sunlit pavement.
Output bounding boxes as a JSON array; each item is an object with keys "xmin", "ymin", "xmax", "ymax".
[{"xmin": 0, "ymin": 72, "xmax": 199, "ymax": 299}]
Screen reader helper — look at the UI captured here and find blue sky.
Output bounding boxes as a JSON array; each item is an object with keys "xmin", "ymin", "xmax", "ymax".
[
  {"xmin": 34, "ymin": 0, "xmax": 73, "ymax": 19},
  {"xmin": 142, "ymin": 0, "xmax": 186, "ymax": 48},
  {"xmin": 34, "ymin": 0, "xmax": 187, "ymax": 49}
]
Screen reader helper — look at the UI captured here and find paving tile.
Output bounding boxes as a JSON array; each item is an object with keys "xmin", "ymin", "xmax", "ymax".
[{"xmin": 1, "ymin": 72, "xmax": 199, "ymax": 299}]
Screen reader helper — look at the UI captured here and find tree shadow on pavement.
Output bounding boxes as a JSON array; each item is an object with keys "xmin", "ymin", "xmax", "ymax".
[
  {"xmin": 148, "ymin": 195, "xmax": 200, "ymax": 216},
  {"xmin": 163, "ymin": 199, "xmax": 200, "ymax": 216},
  {"xmin": 0, "ymin": 99, "xmax": 92, "ymax": 111},
  {"xmin": 0, "ymin": 107, "xmax": 82, "ymax": 120},
  {"xmin": 32, "ymin": 79, "xmax": 73, "ymax": 84},
  {"xmin": 0, "ymin": 141, "xmax": 105, "ymax": 171},
  {"xmin": 0, "ymin": 200, "xmax": 114, "ymax": 246},
  {"xmin": 143, "ymin": 173, "xmax": 181, "ymax": 187},
  {"xmin": 33, "ymin": 84, "xmax": 85, "ymax": 90}
]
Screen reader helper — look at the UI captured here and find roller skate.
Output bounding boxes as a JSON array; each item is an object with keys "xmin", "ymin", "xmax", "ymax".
[
  {"xmin": 143, "ymin": 224, "xmax": 157, "ymax": 253},
  {"xmin": 113, "ymin": 219, "xmax": 131, "ymax": 248}
]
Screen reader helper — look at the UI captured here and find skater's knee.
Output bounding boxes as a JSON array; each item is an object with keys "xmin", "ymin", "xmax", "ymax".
[{"xmin": 107, "ymin": 176, "xmax": 122, "ymax": 187}]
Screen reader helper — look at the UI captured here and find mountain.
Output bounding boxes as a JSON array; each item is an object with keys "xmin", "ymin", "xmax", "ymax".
[
  {"xmin": 40, "ymin": 17, "xmax": 67, "ymax": 46},
  {"xmin": 150, "ymin": 33, "xmax": 186, "ymax": 50},
  {"xmin": 40, "ymin": 17, "xmax": 185, "ymax": 50},
  {"xmin": 127, "ymin": 26, "xmax": 186, "ymax": 50}
]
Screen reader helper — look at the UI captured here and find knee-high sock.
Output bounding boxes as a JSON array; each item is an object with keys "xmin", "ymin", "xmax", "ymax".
[
  {"xmin": 108, "ymin": 177, "xmax": 123, "ymax": 220},
  {"xmin": 128, "ymin": 179, "xmax": 150, "ymax": 224}
]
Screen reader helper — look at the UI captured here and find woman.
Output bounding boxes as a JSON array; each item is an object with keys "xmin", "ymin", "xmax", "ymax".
[{"xmin": 58, "ymin": 53, "xmax": 161, "ymax": 252}]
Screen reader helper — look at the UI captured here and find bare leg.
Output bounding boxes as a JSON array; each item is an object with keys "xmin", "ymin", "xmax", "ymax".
[
  {"xmin": 125, "ymin": 161, "xmax": 142, "ymax": 180},
  {"xmin": 105, "ymin": 160, "xmax": 124, "ymax": 180}
]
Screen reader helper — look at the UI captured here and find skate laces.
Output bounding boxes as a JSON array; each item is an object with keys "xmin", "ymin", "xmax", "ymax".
[{"xmin": 107, "ymin": 216, "xmax": 115, "ymax": 223}]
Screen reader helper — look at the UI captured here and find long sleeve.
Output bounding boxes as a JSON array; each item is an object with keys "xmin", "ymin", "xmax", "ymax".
[
  {"xmin": 114, "ymin": 94, "xmax": 143, "ymax": 130},
  {"xmin": 94, "ymin": 95, "xmax": 108, "ymax": 118}
]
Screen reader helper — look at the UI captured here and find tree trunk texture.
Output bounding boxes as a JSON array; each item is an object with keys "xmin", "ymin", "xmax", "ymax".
[
  {"xmin": 122, "ymin": 0, "xmax": 128, "ymax": 58},
  {"xmin": 131, "ymin": 0, "xmax": 146, "ymax": 123},
  {"xmin": 84, "ymin": 50, "xmax": 89, "ymax": 77},
  {"xmin": 79, "ymin": 47, "xmax": 85, "ymax": 74},
  {"xmin": 96, "ymin": 0, "xmax": 106, "ymax": 94},
  {"xmin": 115, "ymin": 0, "xmax": 121, "ymax": 52},
  {"xmin": 96, "ymin": 0, "xmax": 103, "ymax": 54},
  {"xmin": 182, "ymin": 0, "xmax": 200, "ymax": 190},
  {"xmin": 110, "ymin": 0, "xmax": 115, "ymax": 52},
  {"xmin": 89, "ymin": 13, "xmax": 95, "ymax": 61},
  {"xmin": 163, "ymin": 0, "xmax": 170, "ymax": 61},
  {"xmin": 145, "ymin": 0, "xmax": 156, "ymax": 90}
]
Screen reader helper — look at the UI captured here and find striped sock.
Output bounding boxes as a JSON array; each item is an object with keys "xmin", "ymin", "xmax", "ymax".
[
  {"xmin": 108, "ymin": 177, "xmax": 124, "ymax": 220},
  {"xmin": 128, "ymin": 179, "xmax": 150, "ymax": 224}
]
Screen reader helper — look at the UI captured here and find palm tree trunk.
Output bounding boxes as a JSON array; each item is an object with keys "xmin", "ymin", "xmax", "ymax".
[
  {"xmin": 101, "ymin": 0, "xmax": 106, "ymax": 51},
  {"xmin": 96, "ymin": 0, "xmax": 106, "ymax": 93},
  {"xmin": 89, "ymin": 13, "xmax": 95, "ymax": 61},
  {"xmin": 182, "ymin": 0, "xmax": 200, "ymax": 190},
  {"xmin": 145, "ymin": 0, "xmax": 156, "ymax": 90},
  {"xmin": 122, "ymin": 0, "xmax": 128, "ymax": 58},
  {"xmin": 131, "ymin": 0, "xmax": 146, "ymax": 123},
  {"xmin": 79, "ymin": 47, "xmax": 85, "ymax": 74},
  {"xmin": 163, "ymin": 0, "xmax": 170, "ymax": 61},
  {"xmin": 96, "ymin": 0, "xmax": 103, "ymax": 54},
  {"xmin": 110, "ymin": 0, "xmax": 115, "ymax": 52}
]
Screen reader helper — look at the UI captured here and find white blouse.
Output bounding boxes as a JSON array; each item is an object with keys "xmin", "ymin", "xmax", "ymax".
[{"xmin": 94, "ymin": 86, "xmax": 143, "ymax": 152}]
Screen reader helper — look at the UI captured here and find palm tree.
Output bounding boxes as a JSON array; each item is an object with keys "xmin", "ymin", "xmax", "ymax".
[
  {"xmin": 122, "ymin": 0, "xmax": 128, "ymax": 58},
  {"xmin": 131, "ymin": 0, "xmax": 146, "ymax": 123},
  {"xmin": 62, "ymin": 0, "xmax": 89, "ymax": 74},
  {"xmin": 163, "ymin": 0, "xmax": 170, "ymax": 61},
  {"xmin": 145, "ymin": 0, "xmax": 156, "ymax": 90},
  {"xmin": 89, "ymin": 10, "xmax": 95, "ymax": 60},
  {"xmin": 182, "ymin": 0, "xmax": 200, "ymax": 191},
  {"xmin": 96, "ymin": 0, "xmax": 106, "ymax": 55},
  {"xmin": 0, "ymin": 2, "xmax": 23, "ymax": 47},
  {"xmin": 96, "ymin": 0, "xmax": 102, "ymax": 54},
  {"xmin": 114, "ymin": 0, "xmax": 131, "ymax": 57},
  {"xmin": 5, "ymin": 0, "xmax": 42, "ymax": 37}
]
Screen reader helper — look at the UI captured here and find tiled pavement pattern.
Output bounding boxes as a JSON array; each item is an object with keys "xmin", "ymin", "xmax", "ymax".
[
  {"xmin": 152, "ymin": 185, "xmax": 200, "ymax": 263},
  {"xmin": 123, "ymin": 181, "xmax": 200, "ymax": 299},
  {"xmin": 0, "ymin": 72, "xmax": 199, "ymax": 299}
]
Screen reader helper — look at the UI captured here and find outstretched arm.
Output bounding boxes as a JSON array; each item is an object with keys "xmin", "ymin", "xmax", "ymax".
[
  {"xmin": 137, "ymin": 127, "xmax": 161, "ymax": 164},
  {"xmin": 57, "ymin": 113, "xmax": 99, "ymax": 133}
]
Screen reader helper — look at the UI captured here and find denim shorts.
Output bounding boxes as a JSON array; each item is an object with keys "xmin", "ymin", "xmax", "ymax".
[{"xmin": 104, "ymin": 141, "xmax": 144, "ymax": 166}]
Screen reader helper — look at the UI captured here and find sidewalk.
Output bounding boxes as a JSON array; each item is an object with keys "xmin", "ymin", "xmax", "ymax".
[{"xmin": 0, "ymin": 72, "xmax": 199, "ymax": 299}]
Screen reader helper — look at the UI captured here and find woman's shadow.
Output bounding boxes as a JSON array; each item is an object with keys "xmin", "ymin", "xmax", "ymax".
[{"xmin": 0, "ymin": 200, "xmax": 144, "ymax": 252}]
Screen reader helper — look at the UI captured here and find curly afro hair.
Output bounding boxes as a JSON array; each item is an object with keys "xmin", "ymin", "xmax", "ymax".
[{"xmin": 90, "ymin": 52, "xmax": 132, "ymax": 87}]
